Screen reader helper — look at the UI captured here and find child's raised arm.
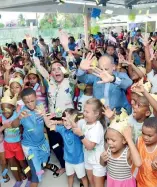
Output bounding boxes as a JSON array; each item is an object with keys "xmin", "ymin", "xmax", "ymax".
[{"xmin": 122, "ymin": 126, "xmax": 142, "ymax": 167}]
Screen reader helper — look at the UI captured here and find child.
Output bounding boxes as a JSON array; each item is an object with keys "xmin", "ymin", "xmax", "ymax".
[
  {"xmin": 100, "ymin": 116, "xmax": 141, "ymax": 187},
  {"xmin": 77, "ymin": 85, "xmax": 93, "ymax": 113},
  {"xmin": 26, "ymin": 67, "xmax": 48, "ymax": 112},
  {"xmin": 11, "ymin": 88, "xmax": 52, "ymax": 187},
  {"xmin": 23, "ymin": 51, "xmax": 32, "ymax": 74},
  {"xmin": 136, "ymin": 117, "xmax": 157, "ymax": 187},
  {"xmin": 14, "ymin": 67, "xmax": 25, "ymax": 80},
  {"xmin": 9, "ymin": 77, "xmax": 25, "ymax": 111},
  {"xmin": 1, "ymin": 93, "xmax": 31, "ymax": 187},
  {"xmin": 50, "ymin": 108, "xmax": 88, "ymax": 187},
  {"xmin": 72, "ymin": 98, "xmax": 106, "ymax": 187},
  {"xmin": 128, "ymin": 93, "xmax": 152, "ymax": 142}
]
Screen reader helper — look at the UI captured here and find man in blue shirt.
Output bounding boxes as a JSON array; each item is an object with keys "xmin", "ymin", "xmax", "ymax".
[{"xmin": 76, "ymin": 54, "xmax": 133, "ymax": 114}]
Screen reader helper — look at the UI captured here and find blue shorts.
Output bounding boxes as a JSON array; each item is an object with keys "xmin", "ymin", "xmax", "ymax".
[{"xmin": 22, "ymin": 139, "xmax": 50, "ymax": 183}]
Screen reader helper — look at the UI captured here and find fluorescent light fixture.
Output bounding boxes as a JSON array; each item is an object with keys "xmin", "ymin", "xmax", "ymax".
[
  {"xmin": 105, "ymin": 9, "xmax": 113, "ymax": 14},
  {"xmin": 56, "ymin": 0, "xmax": 96, "ymax": 6}
]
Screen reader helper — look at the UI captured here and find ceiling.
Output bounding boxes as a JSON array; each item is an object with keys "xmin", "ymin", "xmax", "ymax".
[{"xmin": 0, "ymin": 0, "xmax": 157, "ymax": 14}]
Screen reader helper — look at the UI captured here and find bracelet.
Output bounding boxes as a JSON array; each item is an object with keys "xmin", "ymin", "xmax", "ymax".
[{"xmin": 111, "ymin": 74, "xmax": 116, "ymax": 83}]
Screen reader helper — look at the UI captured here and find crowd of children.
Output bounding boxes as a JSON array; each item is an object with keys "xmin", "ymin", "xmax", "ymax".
[{"xmin": 0, "ymin": 29, "xmax": 157, "ymax": 187}]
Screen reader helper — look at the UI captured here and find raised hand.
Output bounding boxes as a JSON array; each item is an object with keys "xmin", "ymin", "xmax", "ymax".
[
  {"xmin": 19, "ymin": 111, "xmax": 31, "ymax": 120},
  {"xmin": 59, "ymin": 30, "xmax": 69, "ymax": 51},
  {"xmin": 122, "ymin": 126, "xmax": 133, "ymax": 143},
  {"xmin": 25, "ymin": 34, "xmax": 33, "ymax": 50},
  {"xmin": 79, "ymin": 53, "xmax": 94, "ymax": 71},
  {"xmin": 3, "ymin": 61, "xmax": 13, "ymax": 71},
  {"xmin": 131, "ymin": 79, "xmax": 144, "ymax": 94},
  {"xmin": 102, "ymin": 106, "xmax": 116, "ymax": 120},
  {"xmin": 129, "ymin": 46, "xmax": 139, "ymax": 53},
  {"xmin": 92, "ymin": 67, "xmax": 114, "ymax": 83}
]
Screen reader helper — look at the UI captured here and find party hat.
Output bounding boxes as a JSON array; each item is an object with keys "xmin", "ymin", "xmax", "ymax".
[
  {"xmin": 27, "ymin": 67, "xmax": 38, "ymax": 76},
  {"xmin": 1, "ymin": 91, "xmax": 17, "ymax": 106},
  {"xmin": 9, "ymin": 77, "xmax": 24, "ymax": 87}
]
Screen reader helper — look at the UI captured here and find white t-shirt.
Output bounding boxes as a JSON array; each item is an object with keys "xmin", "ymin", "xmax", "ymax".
[
  {"xmin": 78, "ymin": 119, "xmax": 105, "ymax": 165},
  {"xmin": 147, "ymin": 69, "xmax": 157, "ymax": 94},
  {"xmin": 77, "ymin": 95, "xmax": 93, "ymax": 113}
]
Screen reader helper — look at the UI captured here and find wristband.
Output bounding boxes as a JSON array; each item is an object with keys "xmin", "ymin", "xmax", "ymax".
[
  {"xmin": 79, "ymin": 135, "xmax": 85, "ymax": 140},
  {"xmin": 111, "ymin": 74, "xmax": 116, "ymax": 83}
]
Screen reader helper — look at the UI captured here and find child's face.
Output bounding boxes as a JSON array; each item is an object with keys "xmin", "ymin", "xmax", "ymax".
[
  {"xmin": 28, "ymin": 74, "xmax": 38, "ymax": 87},
  {"xmin": 51, "ymin": 63, "xmax": 64, "ymax": 83},
  {"xmin": 10, "ymin": 82, "xmax": 22, "ymax": 96},
  {"xmin": 1, "ymin": 103, "xmax": 14, "ymax": 119},
  {"xmin": 23, "ymin": 53, "xmax": 30, "ymax": 60},
  {"xmin": 133, "ymin": 99, "xmax": 150, "ymax": 121},
  {"xmin": 22, "ymin": 93, "xmax": 37, "ymax": 111},
  {"xmin": 63, "ymin": 118, "xmax": 73, "ymax": 130},
  {"xmin": 142, "ymin": 126, "xmax": 157, "ymax": 146},
  {"xmin": 106, "ymin": 128, "xmax": 126, "ymax": 153},
  {"xmin": 83, "ymin": 103, "xmax": 99, "ymax": 124},
  {"xmin": 131, "ymin": 92, "xmax": 139, "ymax": 110},
  {"xmin": 106, "ymin": 47, "xmax": 115, "ymax": 56}
]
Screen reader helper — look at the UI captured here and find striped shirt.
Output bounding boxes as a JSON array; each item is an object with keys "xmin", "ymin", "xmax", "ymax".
[
  {"xmin": 36, "ymin": 85, "xmax": 48, "ymax": 112},
  {"xmin": 107, "ymin": 146, "xmax": 132, "ymax": 180}
]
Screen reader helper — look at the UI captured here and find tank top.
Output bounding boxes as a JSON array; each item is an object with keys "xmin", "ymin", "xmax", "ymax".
[
  {"xmin": 136, "ymin": 136, "xmax": 157, "ymax": 187},
  {"xmin": 107, "ymin": 146, "xmax": 132, "ymax": 180}
]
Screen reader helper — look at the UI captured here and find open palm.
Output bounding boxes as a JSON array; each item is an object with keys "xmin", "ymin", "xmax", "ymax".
[
  {"xmin": 93, "ymin": 67, "xmax": 114, "ymax": 83},
  {"xmin": 80, "ymin": 53, "xmax": 94, "ymax": 71}
]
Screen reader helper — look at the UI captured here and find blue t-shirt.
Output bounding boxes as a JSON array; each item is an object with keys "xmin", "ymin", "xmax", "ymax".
[
  {"xmin": 68, "ymin": 43, "xmax": 77, "ymax": 51},
  {"xmin": 20, "ymin": 102, "xmax": 45, "ymax": 147},
  {"xmin": 56, "ymin": 125, "xmax": 84, "ymax": 164},
  {"xmin": 2, "ymin": 112, "xmax": 20, "ymax": 143}
]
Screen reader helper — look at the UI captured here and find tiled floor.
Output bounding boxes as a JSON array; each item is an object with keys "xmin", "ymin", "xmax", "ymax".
[{"xmin": 1, "ymin": 154, "xmax": 80, "ymax": 187}]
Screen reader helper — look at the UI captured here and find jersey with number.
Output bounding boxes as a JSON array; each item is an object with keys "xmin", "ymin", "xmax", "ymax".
[{"xmin": 77, "ymin": 95, "xmax": 93, "ymax": 113}]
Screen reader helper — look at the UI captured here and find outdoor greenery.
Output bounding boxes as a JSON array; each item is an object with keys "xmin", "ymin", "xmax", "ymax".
[
  {"xmin": 18, "ymin": 14, "xmax": 26, "ymax": 26},
  {"xmin": 39, "ymin": 13, "xmax": 84, "ymax": 30},
  {"xmin": 0, "ymin": 23, "xmax": 4, "ymax": 28}
]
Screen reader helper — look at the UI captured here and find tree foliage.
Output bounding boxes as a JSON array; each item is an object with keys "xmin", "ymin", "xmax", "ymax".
[
  {"xmin": 0, "ymin": 23, "xmax": 4, "ymax": 28},
  {"xmin": 39, "ymin": 13, "xmax": 83, "ymax": 30},
  {"xmin": 18, "ymin": 14, "xmax": 26, "ymax": 26}
]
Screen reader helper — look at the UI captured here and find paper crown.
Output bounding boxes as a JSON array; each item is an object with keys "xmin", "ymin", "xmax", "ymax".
[
  {"xmin": 27, "ymin": 67, "xmax": 38, "ymax": 76},
  {"xmin": 14, "ymin": 67, "xmax": 25, "ymax": 76},
  {"xmin": 9, "ymin": 77, "xmax": 24, "ymax": 87},
  {"xmin": 1, "ymin": 91, "xmax": 17, "ymax": 106},
  {"xmin": 109, "ymin": 108, "xmax": 129, "ymax": 134}
]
